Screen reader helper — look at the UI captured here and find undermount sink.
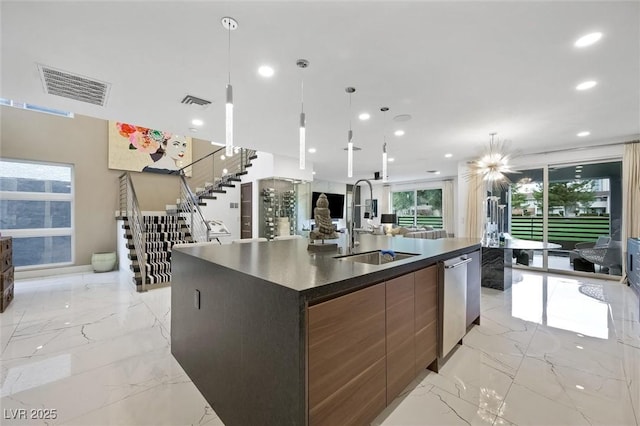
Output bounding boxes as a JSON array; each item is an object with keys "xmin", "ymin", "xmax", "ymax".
[{"xmin": 335, "ymin": 250, "xmax": 419, "ymax": 265}]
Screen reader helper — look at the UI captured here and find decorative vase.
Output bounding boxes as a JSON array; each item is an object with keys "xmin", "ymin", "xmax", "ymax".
[{"xmin": 91, "ymin": 252, "xmax": 116, "ymax": 273}]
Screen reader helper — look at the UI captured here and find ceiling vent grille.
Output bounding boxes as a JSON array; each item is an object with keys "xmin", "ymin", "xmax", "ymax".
[
  {"xmin": 181, "ymin": 95, "xmax": 212, "ymax": 106},
  {"xmin": 38, "ymin": 64, "xmax": 110, "ymax": 106}
]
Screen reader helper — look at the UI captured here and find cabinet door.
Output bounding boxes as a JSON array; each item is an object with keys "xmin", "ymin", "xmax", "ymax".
[
  {"xmin": 466, "ymin": 250, "xmax": 481, "ymax": 328},
  {"xmin": 308, "ymin": 283, "xmax": 386, "ymax": 426},
  {"xmin": 414, "ymin": 265, "xmax": 438, "ymax": 373},
  {"xmin": 386, "ymin": 273, "xmax": 415, "ymax": 403}
]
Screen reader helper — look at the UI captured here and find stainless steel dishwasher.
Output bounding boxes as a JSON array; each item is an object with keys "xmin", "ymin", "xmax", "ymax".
[{"xmin": 439, "ymin": 255, "xmax": 471, "ymax": 360}]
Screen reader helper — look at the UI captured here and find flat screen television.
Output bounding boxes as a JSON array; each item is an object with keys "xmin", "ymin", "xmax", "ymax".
[{"xmin": 311, "ymin": 191, "xmax": 345, "ymax": 219}]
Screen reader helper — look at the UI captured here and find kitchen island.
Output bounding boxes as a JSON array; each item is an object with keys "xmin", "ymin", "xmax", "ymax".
[{"xmin": 171, "ymin": 234, "xmax": 480, "ymax": 426}]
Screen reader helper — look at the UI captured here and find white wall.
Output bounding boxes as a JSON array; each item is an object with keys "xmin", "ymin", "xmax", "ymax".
[
  {"xmin": 199, "ymin": 185, "xmax": 241, "ymax": 241},
  {"xmin": 273, "ymin": 154, "xmax": 315, "ymax": 182}
]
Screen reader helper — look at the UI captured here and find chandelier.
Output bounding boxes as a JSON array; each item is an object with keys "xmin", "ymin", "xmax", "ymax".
[{"xmin": 468, "ymin": 133, "xmax": 517, "ymax": 186}]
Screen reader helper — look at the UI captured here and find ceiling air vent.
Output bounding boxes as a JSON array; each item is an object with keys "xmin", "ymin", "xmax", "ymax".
[
  {"xmin": 181, "ymin": 95, "xmax": 212, "ymax": 107},
  {"xmin": 38, "ymin": 64, "xmax": 110, "ymax": 107}
]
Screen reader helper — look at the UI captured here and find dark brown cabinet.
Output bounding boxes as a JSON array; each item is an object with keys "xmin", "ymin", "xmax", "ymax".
[
  {"xmin": 308, "ymin": 283, "xmax": 387, "ymax": 426},
  {"xmin": 386, "ymin": 273, "xmax": 415, "ymax": 402},
  {"xmin": 0, "ymin": 236, "xmax": 14, "ymax": 313},
  {"xmin": 414, "ymin": 265, "xmax": 438, "ymax": 373},
  {"xmin": 307, "ymin": 260, "xmax": 477, "ymax": 425}
]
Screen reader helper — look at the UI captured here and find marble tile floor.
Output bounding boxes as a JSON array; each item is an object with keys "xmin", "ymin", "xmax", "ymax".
[{"xmin": 1, "ymin": 270, "xmax": 638, "ymax": 425}]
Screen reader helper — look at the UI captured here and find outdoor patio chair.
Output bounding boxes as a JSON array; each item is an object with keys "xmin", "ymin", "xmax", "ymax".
[
  {"xmin": 576, "ymin": 239, "xmax": 622, "ymax": 275},
  {"xmin": 570, "ymin": 236, "xmax": 610, "ymax": 265}
]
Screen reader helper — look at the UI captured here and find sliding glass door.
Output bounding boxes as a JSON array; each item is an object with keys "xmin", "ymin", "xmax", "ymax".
[
  {"xmin": 392, "ymin": 189, "xmax": 443, "ymax": 229},
  {"xmin": 546, "ymin": 162, "xmax": 622, "ymax": 276},
  {"xmin": 505, "ymin": 168, "xmax": 546, "ymax": 270},
  {"xmin": 504, "ymin": 161, "xmax": 622, "ymax": 278}
]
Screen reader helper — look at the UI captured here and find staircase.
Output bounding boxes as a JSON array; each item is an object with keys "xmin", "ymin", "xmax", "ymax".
[
  {"xmin": 118, "ymin": 148, "xmax": 259, "ymax": 292},
  {"xmin": 123, "ymin": 215, "xmax": 193, "ymax": 290},
  {"xmin": 190, "ymin": 149, "xmax": 257, "ymax": 205}
]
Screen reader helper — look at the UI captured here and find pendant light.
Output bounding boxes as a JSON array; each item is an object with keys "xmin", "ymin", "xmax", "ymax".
[
  {"xmin": 381, "ymin": 107, "xmax": 389, "ymax": 183},
  {"xmin": 297, "ymin": 59, "xmax": 309, "ymax": 170},
  {"xmin": 346, "ymin": 87, "xmax": 356, "ymax": 178},
  {"xmin": 221, "ymin": 17, "xmax": 237, "ymax": 157}
]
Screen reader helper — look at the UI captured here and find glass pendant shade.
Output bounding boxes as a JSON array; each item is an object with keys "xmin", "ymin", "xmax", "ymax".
[
  {"xmin": 382, "ymin": 143, "xmax": 388, "ymax": 183},
  {"xmin": 225, "ymin": 84, "xmax": 233, "ymax": 156},
  {"xmin": 299, "ymin": 112, "xmax": 306, "ymax": 170},
  {"xmin": 347, "ymin": 129, "xmax": 353, "ymax": 178}
]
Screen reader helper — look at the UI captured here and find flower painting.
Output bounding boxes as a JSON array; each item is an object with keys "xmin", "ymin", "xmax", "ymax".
[{"xmin": 108, "ymin": 121, "xmax": 192, "ymax": 175}]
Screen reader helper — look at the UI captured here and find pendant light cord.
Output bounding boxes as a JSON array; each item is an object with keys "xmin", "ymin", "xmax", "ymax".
[
  {"xmin": 227, "ymin": 26, "xmax": 231, "ymax": 85},
  {"xmin": 301, "ymin": 74, "xmax": 304, "ymax": 113},
  {"xmin": 349, "ymin": 92, "xmax": 352, "ymax": 132}
]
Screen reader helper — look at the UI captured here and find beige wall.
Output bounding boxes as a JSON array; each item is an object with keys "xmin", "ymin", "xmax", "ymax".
[{"xmin": 0, "ymin": 106, "xmax": 209, "ymax": 267}]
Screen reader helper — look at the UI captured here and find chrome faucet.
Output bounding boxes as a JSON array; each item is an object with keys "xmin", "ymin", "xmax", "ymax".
[{"xmin": 349, "ymin": 179, "xmax": 374, "ymax": 253}]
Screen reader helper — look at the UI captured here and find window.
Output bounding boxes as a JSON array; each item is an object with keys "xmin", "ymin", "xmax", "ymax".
[
  {"xmin": 0, "ymin": 98, "xmax": 74, "ymax": 118},
  {"xmin": 0, "ymin": 159, "xmax": 74, "ymax": 268},
  {"xmin": 392, "ymin": 188, "xmax": 443, "ymax": 228}
]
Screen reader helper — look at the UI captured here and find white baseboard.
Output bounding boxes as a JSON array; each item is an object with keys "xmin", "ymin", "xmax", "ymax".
[{"xmin": 16, "ymin": 265, "xmax": 93, "ymax": 280}]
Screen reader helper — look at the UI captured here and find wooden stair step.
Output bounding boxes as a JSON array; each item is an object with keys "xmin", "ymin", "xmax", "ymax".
[
  {"xmin": 248, "ymin": 154, "xmax": 258, "ymax": 160},
  {"xmin": 200, "ymin": 196, "xmax": 217, "ymax": 200}
]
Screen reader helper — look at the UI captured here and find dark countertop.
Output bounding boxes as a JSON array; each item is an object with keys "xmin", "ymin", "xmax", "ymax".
[{"xmin": 174, "ymin": 234, "xmax": 480, "ymax": 301}]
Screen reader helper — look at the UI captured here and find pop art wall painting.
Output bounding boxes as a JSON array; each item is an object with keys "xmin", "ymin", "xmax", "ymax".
[{"xmin": 108, "ymin": 121, "xmax": 192, "ymax": 175}]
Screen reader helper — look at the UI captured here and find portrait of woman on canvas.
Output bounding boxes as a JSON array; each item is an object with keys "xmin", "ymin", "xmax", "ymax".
[
  {"xmin": 142, "ymin": 134, "xmax": 188, "ymax": 174},
  {"xmin": 110, "ymin": 122, "xmax": 191, "ymax": 175}
]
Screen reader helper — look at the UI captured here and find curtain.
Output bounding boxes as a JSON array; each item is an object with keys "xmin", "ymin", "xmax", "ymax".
[
  {"xmin": 622, "ymin": 141, "xmax": 640, "ymax": 280},
  {"xmin": 443, "ymin": 180, "xmax": 455, "ymax": 236},
  {"xmin": 465, "ymin": 172, "xmax": 485, "ymax": 240}
]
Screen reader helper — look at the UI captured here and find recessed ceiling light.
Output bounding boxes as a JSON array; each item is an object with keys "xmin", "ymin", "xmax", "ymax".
[
  {"xmin": 388, "ymin": 157, "xmax": 395, "ymax": 162},
  {"xmin": 576, "ymin": 345, "xmax": 584, "ymax": 349},
  {"xmin": 576, "ymin": 81, "xmax": 597, "ymax": 91},
  {"xmin": 222, "ymin": 168, "xmax": 228, "ymax": 174},
  {"xmin": 394, "ymin": 130, "xmax": 405, "ymax": 136},
  {"xmin": 189, "ymin": 127, "xmax": 198, "ymax": 133},
  {"xmin": 445, "ymin": 153, "xmax": 453, "ymax": 158},
  {"xmin": 358, "ymin": 113, "xmax": 370, "ymax": 121},
  {"xmin": 577, "ymin": 131, "xmax": 590, "ymax": 137},
  {"xmin": 575, "ymin": 32, "xmax": 603, "ymax": 48},
  {"xmin": 220, "ymin": 155, "xmax": 226, "ymax": 160},
  {"xmin": 308, "ymin": 148, "xmax": 316, "ymax": 153},
  {"xmin": 191, "ymin": 119, "xmax": 203, "ymax": 126},
  {"xmin": 258, "ymin": 65, "xmax": 274, "ymax": 77},
  {"xmin": 312, "ymin": 171, "xmax": 316, "ymax": 175},
  {"xmin": 576, "ymin": 385, "xmax": 585, "ymax": 390}
]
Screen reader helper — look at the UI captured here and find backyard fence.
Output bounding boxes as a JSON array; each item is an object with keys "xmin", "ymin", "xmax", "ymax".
[{"xmin": 511, "ymin": 216, "xmax": 610, "ymax": 249}]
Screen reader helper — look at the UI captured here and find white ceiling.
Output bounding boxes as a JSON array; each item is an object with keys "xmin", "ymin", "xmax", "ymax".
[{"xmin": 2, "ymin": 1, "xmax": 639, "ymax": 183}]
